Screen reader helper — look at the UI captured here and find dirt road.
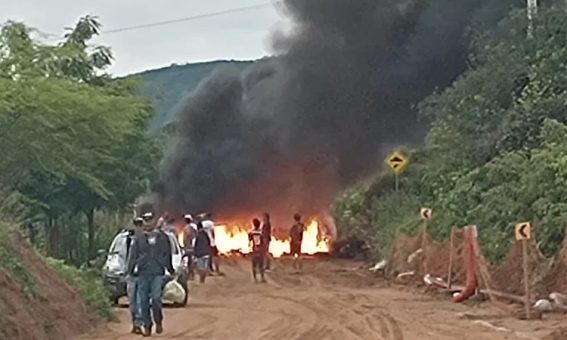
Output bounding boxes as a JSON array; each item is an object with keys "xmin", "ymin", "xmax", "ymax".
[{"xmin": 82, "ymin": 258, "xmax": 565, "ymax": 340}]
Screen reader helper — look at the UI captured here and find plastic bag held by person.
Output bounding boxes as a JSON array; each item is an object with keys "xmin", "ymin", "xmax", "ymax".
[{"xmin": 163, "ymin": 280, "xmax": 186, "ymax": 304}]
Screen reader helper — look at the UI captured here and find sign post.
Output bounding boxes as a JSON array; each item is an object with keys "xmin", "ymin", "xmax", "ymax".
[
  {"xmin": 527, "ymin": 0, "xmax": 537, "ymax": 37},
  {"xmin": 419, "ymin": 208, "xmax": 432, "ymax": 274},
  {"xmin": 386, "ymin": 151, "xmax": 408, "ymax": 192},
  {"xmin": 447, "ymin": 226, "xmax": 456, "ymax": 291},
  {"xmin": 395, "ymin": 173, "xmax": 399, "ymax": 192},
  {"xmin": 515, "ymin": 221, "xmax": 532, "ymax": 319}
]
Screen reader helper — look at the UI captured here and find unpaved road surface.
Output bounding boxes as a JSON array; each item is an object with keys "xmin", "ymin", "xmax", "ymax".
[{"xmin": 82, "ymin": 258, "xmax": 566, "ymax": 340}]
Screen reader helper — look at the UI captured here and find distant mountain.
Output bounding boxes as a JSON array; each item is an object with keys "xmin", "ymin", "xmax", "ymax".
[{"xmin": 137, "ymin": 60, "xmax": 253, "ymax": 130}]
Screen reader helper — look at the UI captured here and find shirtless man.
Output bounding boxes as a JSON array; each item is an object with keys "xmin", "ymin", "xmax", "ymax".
[
  {"xmin": 261, "ymin": 213, "xmax": 273, "ymax": 271},
  {"xmin": 289, "ymin": 213, "xmax": 305, "ymax": 272}
]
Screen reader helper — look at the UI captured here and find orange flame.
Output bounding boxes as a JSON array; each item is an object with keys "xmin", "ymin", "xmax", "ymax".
[{"xmin": 214, "ymin": 218, "xmax": 330, "ymax": 258}]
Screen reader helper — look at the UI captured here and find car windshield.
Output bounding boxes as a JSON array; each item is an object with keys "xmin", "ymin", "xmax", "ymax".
[{"xmin": 109, "ymin": 234, "xmax": 129, "ymax": 259}]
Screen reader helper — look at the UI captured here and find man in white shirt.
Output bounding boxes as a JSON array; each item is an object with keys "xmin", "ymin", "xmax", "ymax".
[
  {"xmin": 183, "ymin": 214, "xmax": 198, "ymax": 280},
  {"xmin": 201, "ymin": 213, "xmax": 221, "ymax": 275}
]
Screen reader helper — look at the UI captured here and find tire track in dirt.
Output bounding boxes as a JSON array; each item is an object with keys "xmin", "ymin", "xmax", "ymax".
[
  {"xmin": 268, "ymin": 264, "xmax": 401, "ymax": 340},
  {"xmin": 81, "ymin": 258, "xmax": 558, "ymax": 340}
]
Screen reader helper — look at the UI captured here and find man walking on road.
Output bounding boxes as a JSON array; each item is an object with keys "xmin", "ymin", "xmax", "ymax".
[
  {"xmin": 201, "ymin": 213, "xmax": 221, "ymax": 275},
  {"xmin": 249, "ymin": 218, "xmax": 267, "ymax": 283},
  {"xmin": 127, "ymin": 213, "xmax": 174, "ymax": 337},
  {"xmin": 183, "ymin": 214, "xmax": 198, "ymax": 280},
  {"xmin": 261, "ymin": 213, "xmax": 273, "ymax": 271},
  {"xmin": 125, "ymin": 217, "xmax": 144, "ymax": 334},
  {"xmin": 194, "ymin": 221, "xmax": 212, "ymax": 283},
  {"xmin": 290, "ymin": 213, "xmax": 305, "ymax": 272}
]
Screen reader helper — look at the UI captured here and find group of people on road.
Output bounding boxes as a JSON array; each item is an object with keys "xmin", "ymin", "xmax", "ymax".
[
  {"xmin": 182, "ymin": 212, "xmax": 222, "ymax": 283},
  {"xmin": 124, "ymin": 211, "xmax": 222, "ymax": 337},
  {"xmin": 247, "ymin": 212, "xmax": 306, "ymax": 282},
  {"xmin": 122, "ymin": 210, "xmax": 307, "ymax": 337}
]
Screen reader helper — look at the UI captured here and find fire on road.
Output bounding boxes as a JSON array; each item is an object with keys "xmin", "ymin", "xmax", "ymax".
[{"xmin": 213, "ymin": 218, "xmax": 330, "ymax": 257}]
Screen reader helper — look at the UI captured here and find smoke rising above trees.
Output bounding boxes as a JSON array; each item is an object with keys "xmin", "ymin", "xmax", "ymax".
[{"xmin": 156, "ymin": 0, "xmax": 522, "ymax": 222}]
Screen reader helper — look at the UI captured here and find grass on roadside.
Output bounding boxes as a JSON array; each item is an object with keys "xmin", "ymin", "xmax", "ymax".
[
  {"xmin": 45, "ymin": 257, "xmax": 114, "ymax": 321},
  {"xmin": 0, "ymin": 245, "xmax": 38, "ymax": 298}
]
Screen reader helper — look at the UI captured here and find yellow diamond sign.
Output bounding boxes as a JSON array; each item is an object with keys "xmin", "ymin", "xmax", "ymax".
[{"xmin": 386, "ymin": 151, "xmax": 408, "ymax": 174}]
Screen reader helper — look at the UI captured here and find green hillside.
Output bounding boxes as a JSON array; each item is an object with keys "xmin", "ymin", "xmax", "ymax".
[{"xmin": 138, "ymin": 60, "xmax": 253, "ymax": 130}]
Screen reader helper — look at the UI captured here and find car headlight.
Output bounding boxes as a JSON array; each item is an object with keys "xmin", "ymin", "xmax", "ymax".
[
  {"xmin": 109, "ymin": 269, "xmax": 125, "ymax": 277},
  {"xmin": 105, "ymin": 261, "xmax": 125, "ymax": 277}
]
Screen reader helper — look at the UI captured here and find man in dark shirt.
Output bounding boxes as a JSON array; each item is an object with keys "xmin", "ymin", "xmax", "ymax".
[
  {"xmin": 193, "ymin": 221, "xmax": 212, "ymax": 283},
  {"xmin": 125, "ymin": 217, "xmax": 144, "ymax": 334},
  {"xmin": 249, "ymin": 218, "xmax": 267, "ymax": 283},
  {"xmin": 127, "ymin": 216, "xmax": 174, "ymax": 336},
  {"xmin": 261, "ymin": 213, "xmax": 273, "ymax": 271},
  {"xmin": 289, "ymin": 213, "xmax": 305, "ymax": 272}
]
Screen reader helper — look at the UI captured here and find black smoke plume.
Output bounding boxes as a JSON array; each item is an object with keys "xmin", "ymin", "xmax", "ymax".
[{"xmin": 155, "ymin": 0, "xmax": 522, "ymax": 227}]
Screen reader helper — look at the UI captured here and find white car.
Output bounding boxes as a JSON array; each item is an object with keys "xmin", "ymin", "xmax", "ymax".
[{"xmin": 101, "ymin": 229, "xmax": 189, "ymax": 306}]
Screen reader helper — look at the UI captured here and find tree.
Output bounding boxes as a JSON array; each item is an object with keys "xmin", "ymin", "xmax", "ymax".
[
  {"xmin": 335, "ymin": 4, "xmax": 567, "ymax": 261},
  {"xmin": 0, "ymin": 16, "xmax": 159, "ymax": 261}
]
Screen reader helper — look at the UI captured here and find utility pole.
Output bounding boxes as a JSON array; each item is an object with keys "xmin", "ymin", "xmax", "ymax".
[{"xmin": 527, "ymin": 0, "xmax": 538, "ymax": 37}]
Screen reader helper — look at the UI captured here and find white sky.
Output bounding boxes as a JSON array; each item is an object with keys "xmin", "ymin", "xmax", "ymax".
[{"xmin": 0, "ymin": 0, "xmax": 286, "ymax": 75}]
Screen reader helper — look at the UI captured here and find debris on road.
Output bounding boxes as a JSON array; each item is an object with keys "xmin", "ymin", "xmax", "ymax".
[
  {"xmin": 534, "ymin": 299, "xmax": 553, "ymax": 312},
  {"xmin": 368, "ymin": 259, "xmax": 387, "ymax": 272},
  {"xmin": 407, "ymin": 248, "xmax": 423, "ymax": 264}
]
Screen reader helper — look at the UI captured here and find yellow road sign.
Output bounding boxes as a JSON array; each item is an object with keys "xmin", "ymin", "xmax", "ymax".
[
  {"xmin": 515, "ymin": 222, "xmax": 532, "ymax": 241},
  {"xmin": 386, "ymin": 151, "xmax": 408, "ymax": 174}
]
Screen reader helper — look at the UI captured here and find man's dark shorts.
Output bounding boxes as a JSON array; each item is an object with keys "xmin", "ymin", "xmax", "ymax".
[
  {"xmin": 252, "ymin": 253, "xmax": 266, "ymax": 271},
  {"xmin": 290, "ymin": 241, "xmax": 302, "ymax": 256}
]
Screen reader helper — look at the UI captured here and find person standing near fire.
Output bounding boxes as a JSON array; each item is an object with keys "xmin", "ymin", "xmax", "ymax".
[
  {"xmin": 249, "ymin": 218, "xmax": 267, "ymax": 283},
  {"xmin": 183, "ymin": 214, "xmax": 198, "ymax": 280},
  {"xmin": 201, "ymin": 213, "xmax": 221, "ymax": 275},
  {"xmin": 193, "ymin": 221, "xmax": 212, "ymax": 283},
  {"xmin": 261, "ymin": 213, "xmax": 273, "ymax": 271},
  {"xmin": 290, "ymin": 213, "xmax": 305, "ymax": 272}
]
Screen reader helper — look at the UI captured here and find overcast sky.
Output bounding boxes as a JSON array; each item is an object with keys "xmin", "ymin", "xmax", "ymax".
[{"xmin": 0, "ymin": 0, "xmax": 285, "ymax": 75}]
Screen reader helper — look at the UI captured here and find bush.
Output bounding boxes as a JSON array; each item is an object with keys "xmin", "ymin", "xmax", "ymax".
[
  {"xmin": 335, "ymin": 183, "xmax": 422, "ymax": 259},
  {"xmin": 45, "ymin": 258, "xmax": 114, "ymax": 321}
]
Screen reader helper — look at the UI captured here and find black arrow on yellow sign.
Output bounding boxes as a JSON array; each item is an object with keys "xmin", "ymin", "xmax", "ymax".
[
  {"xmin": 386, "ymin": 151, "xmax": 408, "ymax": 178},
  {"xmin": 390, "ymin": 156, "xmax": 404, "ymax": 168},
  {"xmin": 518, "ymin": 224, "xmax": 529, "ymax": 239},
  {"xmin": 515, "ymin": 222, "xmax": 532, "ymax": 241}
]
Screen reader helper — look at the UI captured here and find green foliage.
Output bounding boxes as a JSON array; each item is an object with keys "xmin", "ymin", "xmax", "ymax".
[
  {"xmin": 45, "ymin": 257, "xmax": 113, "ymax": 321},
  {"xmin": 0, "ymin": 16, "xmax": 159, "ymax": 262},
  {"xmin": 336, "ymin": 5, "xmax": 567, "ymax": 262},
  {"xmin": 0, "ymin": 244, "xmax": 37, "ymax": 298},
  {"xmin": 335, "ymin": 178, "xmax": 422, "ymax": 259}
]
